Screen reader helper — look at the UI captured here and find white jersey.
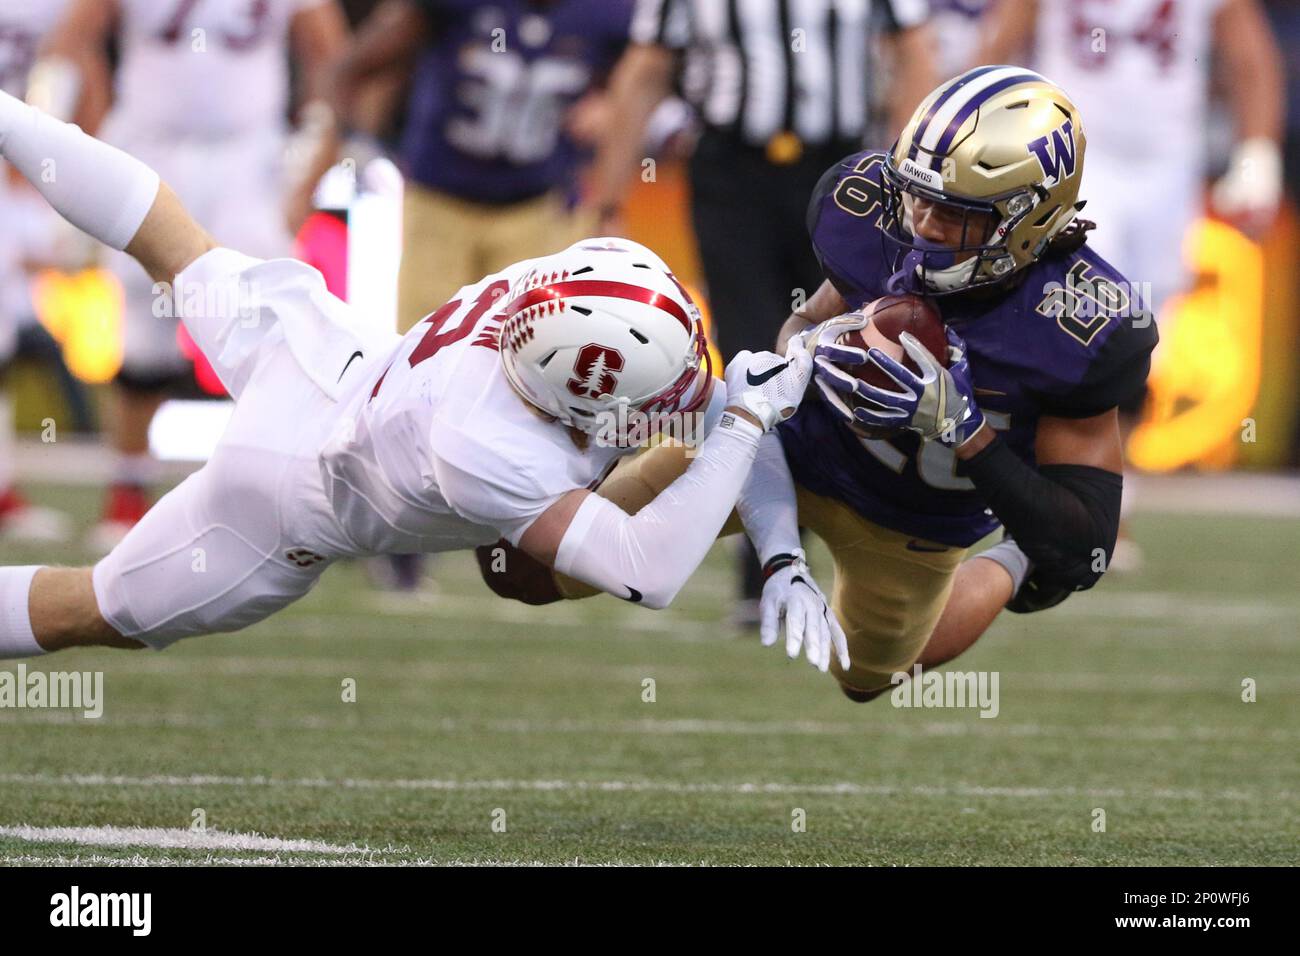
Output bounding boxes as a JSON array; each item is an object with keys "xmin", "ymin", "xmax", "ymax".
[
  {"xmin": 1036, "ymin": 0, "xmax": 1223, "ymax": 310},
  {"xmin": 319, "ymin": 262, "xmax": 628, "ymax": 556},
  {"xmin": 108, "ymin": 0, "xmax": 320, "ymax": 141},
  {"xmin": 1036, "ymin": 0, "xmax": 1224, "ymax": 165}
]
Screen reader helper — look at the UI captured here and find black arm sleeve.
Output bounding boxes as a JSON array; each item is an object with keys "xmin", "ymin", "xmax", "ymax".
[{"xmin": 963, "ymin": 436, "xmax": 1123, "ymax": 592}]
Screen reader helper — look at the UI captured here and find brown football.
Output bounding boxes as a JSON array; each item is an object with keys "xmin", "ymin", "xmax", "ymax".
[{"xmin": 835, "ymin": 294, "xmax": 948, "ymax": 439}]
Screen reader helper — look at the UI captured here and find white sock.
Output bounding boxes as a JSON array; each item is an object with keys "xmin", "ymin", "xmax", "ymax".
[{"xmin": 0, "ymin": 565, "xmax": 46, "ymax": 658}]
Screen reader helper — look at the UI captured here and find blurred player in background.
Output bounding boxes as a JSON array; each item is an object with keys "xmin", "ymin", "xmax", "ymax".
[
  {"xmin": 38, "ymin": 0, "xmax": 349, "ymax": 550},
  {"xmin": 982, "ymin": 0, "xmax": 1284, "ymax": 308},
  {"xmin": 586, "ymin": 0, "xmax": 938, "ymax": 624},
  {"xmin": 0, "ymin": 0, "xmax": 89, "ymax": 543},
  {"xmin": 328, "ymin": 0, "xmax": 634, "ymax": 590},
  {"xmin": 329, "ymin": 0, "xmax": 634, "ymax": 333},
  {"xmin": 978, "ymin": 0, "xmax": 1284, "ymax": 568}
]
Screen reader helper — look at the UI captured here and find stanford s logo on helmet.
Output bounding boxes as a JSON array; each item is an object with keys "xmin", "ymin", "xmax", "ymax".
[
  {"xmin": 567, "ymin": 343, "xmax": 625, "ymax": 399},
  {"xmin": 498, "ymin": 238, "xmax": 712, "ymax": 435},
  {"xmin": 882, "ymin": 66, "xmax": 1089, "ymax": 295}
]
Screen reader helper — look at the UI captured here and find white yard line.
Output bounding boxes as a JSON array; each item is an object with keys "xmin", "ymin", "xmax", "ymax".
[
  {"xmin": 0, "ymin": 824, "xmax": 366, "ymax": 855},
  {"xmin": 0, "ymin": 772, "xmax": 1290, "ymax": 803},
  {"xmin": 3, "ymin": 710, "xmax": 1298, "ymax": 744}
]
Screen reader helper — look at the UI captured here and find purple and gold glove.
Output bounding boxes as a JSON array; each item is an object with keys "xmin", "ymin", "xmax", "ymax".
[{"xmin": 815, "ymin": 326, "xmax": 986, "ymax": 448}]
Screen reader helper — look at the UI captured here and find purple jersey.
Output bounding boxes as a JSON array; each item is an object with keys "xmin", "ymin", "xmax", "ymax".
[
  {"xmin": 403, "ymin": 0, "xmax": 632, "ymax": 203},
  {"xmin": 779, "ymin": 150, "xmax": 1158, "ymax": 547}
]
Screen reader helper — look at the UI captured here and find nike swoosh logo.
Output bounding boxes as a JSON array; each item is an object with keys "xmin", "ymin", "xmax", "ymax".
[
  {"xmin": 337, "ymin": 350, "xmax": 364, "ymax": 383},
  {"xmin": 906, "ymin": 540, "xmax": 950, "ymax": 553},
  {"xmin": 624, "ymin": 586, "xmax": 643, "ymax": 603},
  {"xmin": 746, "ymin": 361, "xmax": 789, "ymax": 387}
]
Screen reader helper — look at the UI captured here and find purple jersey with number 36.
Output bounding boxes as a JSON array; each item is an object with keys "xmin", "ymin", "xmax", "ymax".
[
  {"xmin": 403, "ymin": 0, "xmax": 632, "ymax": 204},
  {"xmin": 778, "ymin": 150, "xmax": 1158, "ymax": 547}
]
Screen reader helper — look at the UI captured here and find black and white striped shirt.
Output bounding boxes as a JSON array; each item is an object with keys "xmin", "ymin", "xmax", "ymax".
[{"xmin": 631, "ymin": 0, "xmax": 929, "ymax": 148}]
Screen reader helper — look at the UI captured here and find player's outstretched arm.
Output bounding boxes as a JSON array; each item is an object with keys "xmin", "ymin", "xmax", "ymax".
[
  {"xmin": 736, "ymin": 432, "xmax": 850, "ymax": 672},
  {"xmin": 30, "ymin": 0, "xmax": 116, "ymax": 123},
  {"xmin": 0, "ymin": 90, "xmax": 216, "ymax": 284},
  {"xmin": 583, "ymin": 44, "xmax": 676, "ymax": 234},
  {"xmin": 976, "ymin": 0, "xmax": 1040, "ymax": 67},
  {"xmin": 517, "ymin": 345, "xmax": 812, "ymax": 610}
]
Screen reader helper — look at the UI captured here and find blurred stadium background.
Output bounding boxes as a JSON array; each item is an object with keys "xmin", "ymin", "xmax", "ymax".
[
  {"xmin": 5, "ymin": 0, "xmax": 1300, "ymax": 471},
  {"xmin": 1, "ymin": 0, "xmax": 1298, "ymax": 865}
]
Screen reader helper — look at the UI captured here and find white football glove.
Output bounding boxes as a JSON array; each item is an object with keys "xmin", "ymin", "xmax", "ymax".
[
  {"xmin": 759, "ymin": 549, "xmax": 849, "ymax": 673},
  {"xmin": 1211, "ymin": 137, "xmax": 1282, "ymax": 226},
  {"xmin": 723, "ymin": 335, "xmax": 813, "ymax": 432}
]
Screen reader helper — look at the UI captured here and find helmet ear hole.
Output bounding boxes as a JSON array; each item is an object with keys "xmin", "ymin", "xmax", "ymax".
[{"xmin": 1033, "ymin": 204, "xmax": 1059, "ymax": 227}]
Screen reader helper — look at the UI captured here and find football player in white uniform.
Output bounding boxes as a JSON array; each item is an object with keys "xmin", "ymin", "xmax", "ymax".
[
  {"xmin": 37, "ymin": 0, "xmax": 349, "ymax": 549},
  {"xmin": 0, "ymin": 89, "xmax": 845, "ymax": 672},
  {"xmin": 0, "ymin": 0, "xmax": 81, "ymax": 543}
]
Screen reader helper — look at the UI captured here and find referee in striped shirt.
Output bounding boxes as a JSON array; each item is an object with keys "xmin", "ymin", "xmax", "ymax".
[{"xmin": 586, "ymin": 0, "xmax": 936, "ymax": 620}]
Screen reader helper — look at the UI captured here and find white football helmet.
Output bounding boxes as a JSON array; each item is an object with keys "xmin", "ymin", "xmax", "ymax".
[{"xmin": 498, "ymin": 238, "xmax": 712, "ymax": 436}]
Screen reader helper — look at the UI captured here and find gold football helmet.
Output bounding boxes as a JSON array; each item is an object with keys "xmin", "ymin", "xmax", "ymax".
[{"xmin": 882, "ymin": 66, "xmax": 1088, "ymax": 294}]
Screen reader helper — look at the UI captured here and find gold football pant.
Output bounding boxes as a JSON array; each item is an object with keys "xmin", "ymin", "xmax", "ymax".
[
  {"xmin": 559, "ymin": 443, "xmax": 967, "ymax": 693},
  {"xmin": 397, "ymin": 183, "xmax": 583, "ymax": 333}
]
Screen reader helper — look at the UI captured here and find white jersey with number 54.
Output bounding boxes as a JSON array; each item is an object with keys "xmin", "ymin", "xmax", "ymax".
[{"xmin": 1036, "ymin": 0, "xmax": 1225, "ymax": 163}]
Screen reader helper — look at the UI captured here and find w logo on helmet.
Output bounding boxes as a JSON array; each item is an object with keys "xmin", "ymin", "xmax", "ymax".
[
  {"xmin": 567, "ymin": 343, "xmax": 625, "ymax": 399},
  {"xmin": 1028, "ymin": 119, "xmax": 1077, "ymax": 186}
]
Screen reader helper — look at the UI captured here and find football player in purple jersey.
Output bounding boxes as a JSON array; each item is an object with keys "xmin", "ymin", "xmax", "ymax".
[{"xmin": 481, "ymin": 68, "xmax": 1158, "ymax": 701}]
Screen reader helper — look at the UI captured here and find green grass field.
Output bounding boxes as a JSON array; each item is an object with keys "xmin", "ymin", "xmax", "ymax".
[{"xmin": 2, "ymin": 483, "xmax": 1297, "ymax": 866}]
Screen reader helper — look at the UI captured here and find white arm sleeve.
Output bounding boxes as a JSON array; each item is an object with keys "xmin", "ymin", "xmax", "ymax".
[
  {"xmin": 735, "ymin": 430, "xmax": 802, "ymax": 565},
  {"xmin": 554, "ymin": 414, "xmax": 764, "ymax": 610},
  {"xmin": 0, "ymin": 90, "xmax": 159, "ymax": 251}
]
